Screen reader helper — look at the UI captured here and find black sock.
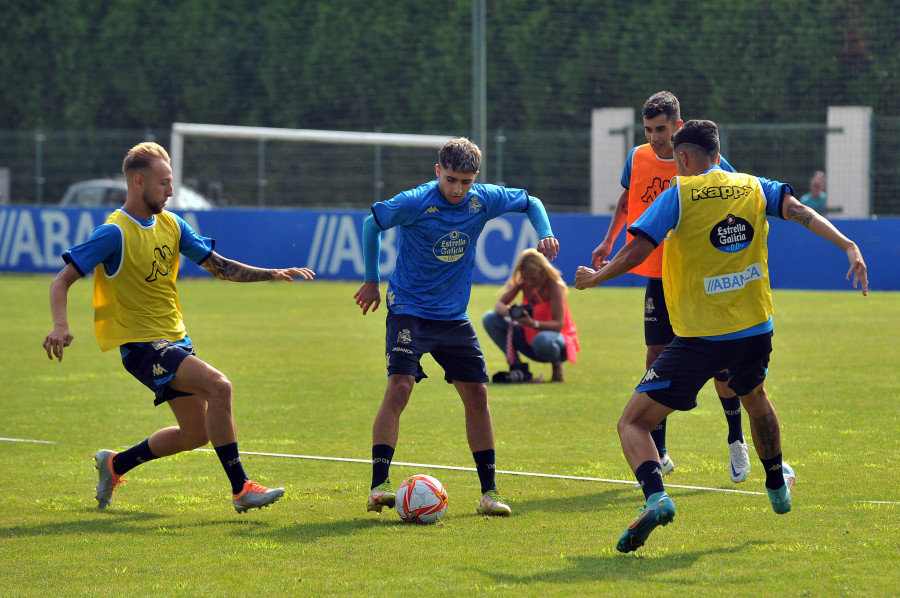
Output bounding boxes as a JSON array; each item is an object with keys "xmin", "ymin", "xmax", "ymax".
[
  {"xmin": 635, "ymin": 460, "xmax": 665, "ymax": 500},
  {"xmin": 214, "ymin": 442, "xmax": 248, "ymax": 494},
  {"xmin": 760, "ymin": 452, "xmax": 785, "ymax": 490},
  {"xmin": 473, "ymin": 449, "xmax": 496, "ymax": 494},
  {"xmin": 719, "ymin": 395, "xmax": 744, "ymax": 444},
  {"xmin": 650, "ymin": 418, "xmax": 667, "ymax": 458},
  {"xmin": 371, "ymin": 444, "xmax": 394, "ymax": 489},
  {"xmin": 112, "ymin": 439, "xmax": 159, "ymax": 476}
]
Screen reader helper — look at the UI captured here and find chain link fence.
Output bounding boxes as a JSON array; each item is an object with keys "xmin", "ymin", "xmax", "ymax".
[{"xmin": 2, "ymin": 121, "xmax": 898, "ymax": 215}]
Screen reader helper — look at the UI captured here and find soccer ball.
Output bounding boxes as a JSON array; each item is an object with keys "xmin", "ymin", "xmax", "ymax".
[{"xmin": 396, "ymin": 474, "xmax": 448, "ymax": 524}]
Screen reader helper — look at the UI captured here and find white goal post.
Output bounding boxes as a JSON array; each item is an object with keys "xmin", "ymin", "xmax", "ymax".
[{"xmin": 170, "ymin": 122, "xmax": 453, "ymax": 198}]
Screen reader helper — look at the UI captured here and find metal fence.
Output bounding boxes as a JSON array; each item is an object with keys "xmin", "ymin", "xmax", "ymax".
[{"xmin": 2, "ymin": 120, "xmax": 898, "ymax": 215}]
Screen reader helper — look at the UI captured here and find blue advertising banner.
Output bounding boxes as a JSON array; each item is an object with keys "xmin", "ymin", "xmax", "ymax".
[{"xmin": 0, "ymin": 206, "xmax": 896, "ymax": 291}]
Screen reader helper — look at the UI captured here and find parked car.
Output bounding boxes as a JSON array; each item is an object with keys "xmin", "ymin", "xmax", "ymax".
[{"xmin": 59, "ymin": 179, "xmax": 214, "ymax": 210}]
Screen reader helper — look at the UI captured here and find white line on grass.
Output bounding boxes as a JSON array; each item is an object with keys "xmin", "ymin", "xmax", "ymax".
[
  {"xmin": 199, "ymin": 448, "xmax": 767, "ymax": 496},
  {"xmin": 6, "ymin": 439, "xmax": 898, "ymax": 503}
]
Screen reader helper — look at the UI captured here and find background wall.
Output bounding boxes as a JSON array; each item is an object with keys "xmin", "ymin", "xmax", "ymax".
[{"xmin": 2, "ymin": 206, "xmax": 893, "ymax": 291}]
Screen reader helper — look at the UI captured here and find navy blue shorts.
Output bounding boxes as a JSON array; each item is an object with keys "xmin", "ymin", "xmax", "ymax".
[
  {"xmin": 120, "ymin": 338, "xmax": 195, "ymax": 406},
  {"xmin": 644, "ymin": 278, "xmax": 675, "ymax": 346},
  {"xmin": 636, "ymin": 332, "xmax": 772, "ymax": 411},
  {"xmin": 385, "ymin": 312, "xmax": 489, "ymax": 384}
]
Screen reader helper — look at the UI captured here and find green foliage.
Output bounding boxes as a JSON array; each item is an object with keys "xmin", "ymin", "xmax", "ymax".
[
  {"xmin": 4, "ymin": 0, "xmax": 900, "ymax": 212},
  {"xmin": 2, "ymin": 274, "xmax": 897, "ymax": 596},
  {"xmin": 3, "ymin": 0, "xmax": 900, "ymax": 132}
]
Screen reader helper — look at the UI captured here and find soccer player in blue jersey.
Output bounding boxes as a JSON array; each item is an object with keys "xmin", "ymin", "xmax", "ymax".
[
  {"xmin": 354, "ymin": 137, "xmax": 560, "ymax": 516},
  {"xmin": 43, "ymin": 142, "xmax": 315, "ymax": 513},
  {"xmin": 575, "ymin": 120, "xmax": 867, "ymax": 552}
]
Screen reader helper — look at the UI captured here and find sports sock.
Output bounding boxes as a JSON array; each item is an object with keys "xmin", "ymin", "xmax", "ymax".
[
  {"xmin": 214, "ymin": 442, "xmax": 248, "ymax": 495},
  {"xmin": 472, "ymin": 449, "xmax": 497, "ymax": 494},
  {"xmin": 112, "ymin": 439, "xmax": 159, "ymax": 476},
  {"xmin": 635, "ymin": 460, "xmax": 665, "ymax": 501},
  {"xmin": 650, "ymin": 418, "xmax": 667, "ymax": 459},
  {"xmin": 371, "ymin": 444, "xmax": 394, "ymax": 489},
  {"xmin": 719, "ymin": 395, "xmax": 744, "ymax": 444},
  {"xmin": 760, "ymin": 452, "xmax": 785, "ymax": 490}
]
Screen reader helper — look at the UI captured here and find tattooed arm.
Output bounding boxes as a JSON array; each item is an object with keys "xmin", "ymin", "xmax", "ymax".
[
  {"xmin": 781, "ymin": 194, "xmax": 868, "ymax": 295},
  {"xmin": 201, "ymin": 251, "xmax": 316, "ymax": 282}
]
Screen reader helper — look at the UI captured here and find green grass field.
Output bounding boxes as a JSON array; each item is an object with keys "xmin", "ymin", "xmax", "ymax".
[{"xmin": 2, "ymin": 273, "xmax": 897, "ymax": 596}]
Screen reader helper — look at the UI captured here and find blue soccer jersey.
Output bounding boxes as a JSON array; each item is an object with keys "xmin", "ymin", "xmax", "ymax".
[
  {"xmin": 63, "ymin": 209, "xmax": 214, "ymax": 276},
  {"xmin": 370, "ymin": 179, "xmax": 550, "ymax": 320}
]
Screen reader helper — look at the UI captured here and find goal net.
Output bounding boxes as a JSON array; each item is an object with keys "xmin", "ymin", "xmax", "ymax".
[{"xmin": 170, "ymin": 123, "xmax": 453, "ymax": 208}]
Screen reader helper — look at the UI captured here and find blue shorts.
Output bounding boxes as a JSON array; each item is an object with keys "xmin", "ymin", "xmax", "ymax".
[
  {"xmin": 636, "ymin": 332, "xmax": 772, "ymax": 411},
  {"xmin": 385, "ymin": 312, "xmax": 489, "ymax": 384},
  {"xmin": 644, "ymin": 278, "xmax": 674, "ymax": 346},
  {"xmin": 120, "ymin": 337, "xmax": 195, "ymax": 406}
]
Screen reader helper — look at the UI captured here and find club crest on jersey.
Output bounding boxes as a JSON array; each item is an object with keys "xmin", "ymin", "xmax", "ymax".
[
  {"xmin": 645, "ymin": 297, "xmax": 655, "ymax": 314},
  {"xmin": 467, "ymin": 197, "xmax": 483, "ymax": 214},
  {"xmin": 433, "ymin": 229, "xmax": 470, "ymax": 263},
  {"xmin": 397, "ymin": 329, "xmax": 412, "ymax": 344},
  {"xmin": 151, "ymin": 340, "xmax": 174, "ymax": 357}
]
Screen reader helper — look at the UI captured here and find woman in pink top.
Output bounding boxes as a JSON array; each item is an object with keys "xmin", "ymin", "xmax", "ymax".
[{"xmin": 482, "ymin": 249, "xmax": 580, "ymax": 382}]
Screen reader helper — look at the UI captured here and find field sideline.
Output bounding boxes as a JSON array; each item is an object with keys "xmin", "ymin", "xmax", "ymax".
[{"xmin": 1, "ymin": 273, "xmax": 897, "ymax": 596}]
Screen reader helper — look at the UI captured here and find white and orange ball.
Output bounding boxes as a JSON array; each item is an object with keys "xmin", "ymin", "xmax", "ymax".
[{"xmin": 396, "ymin": 474, "xmax": 448, "ymax": 524}]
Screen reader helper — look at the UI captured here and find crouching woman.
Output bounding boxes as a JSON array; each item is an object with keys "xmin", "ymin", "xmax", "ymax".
[{"xmin": 482, "ymin": 249, "xmax": 580, "ymax": 382}]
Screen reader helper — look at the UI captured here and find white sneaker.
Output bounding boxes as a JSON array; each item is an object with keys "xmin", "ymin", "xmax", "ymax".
[
  {"xmin": 660, "ymin": 453, "xmax": 675, "ymax": 477},
  {"xmin": 477, "ymin": 489, "xmax": 511, "ymax": 516},
  {"xmin": 728, "ymin": 440, "xmax": 751, "ymax": 483},
  {"xmin": 635, "ymin": 454, "xmax": 675, "ymax": 488},
  {"xmin": 94, "ymin": 449, "xmax": 125, "ymax": 509}
]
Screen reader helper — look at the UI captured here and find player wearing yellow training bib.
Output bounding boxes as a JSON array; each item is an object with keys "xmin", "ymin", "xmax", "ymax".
[
  {"xmin": 590, "ymin": 91, "xmax": 746, "ymax": 484},
  {"xmin": 575, "ymin": 119, "xmax": 868, "ymax": 554},
  {"xmin": 43, "ymin": 142, "xmax": 315, "ymax": 514}
]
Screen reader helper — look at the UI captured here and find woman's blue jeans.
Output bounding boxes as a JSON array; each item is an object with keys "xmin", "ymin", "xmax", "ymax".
[{"xmin": 481, "ymin": 310, "xmax": 567, "ymax": 365}]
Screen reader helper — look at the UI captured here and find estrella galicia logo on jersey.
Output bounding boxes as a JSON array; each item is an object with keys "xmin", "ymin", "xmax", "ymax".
[
  {"xmin": 145, "ymin": 245, "xmax": 175, "ymax": 282},
  {"xmin": 710, "ymin": 214, "xmax": 754, "ymax": 253},
  {"xmin": 640, "ymin": 177, "xmax": 670, "ymax": 204},
  {"xmin": 433, "ymin": 229, "xmax": 470, "ymax": 263},
  {"xmin": 467, "ymin": 197, "xmax": 483, "ymax": 214},
  {"xmin": 691, "ymin": 184, "xmax": 753, "ymax": 202}
]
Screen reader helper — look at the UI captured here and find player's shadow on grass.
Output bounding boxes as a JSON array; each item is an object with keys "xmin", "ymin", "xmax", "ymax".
[
  {"xmin": 242, "ymin": 515, "xmax": 391, "ymax": 544},
  {"xmin": 509, "ymin": 486, "xmax": 708, "ymax": 514},
  {"xmin": 473, "ymin": 540, "xmax": 772, "ymax": 587},
  {"xmin": 0, "ymin": 509, "xmax": 166, "ymax": 539}
]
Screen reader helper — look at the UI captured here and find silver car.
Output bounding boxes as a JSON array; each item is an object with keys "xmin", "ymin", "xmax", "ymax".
[{"xmin": 59, "ymin": 179, "xmax": 214, "ymax": 210}]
